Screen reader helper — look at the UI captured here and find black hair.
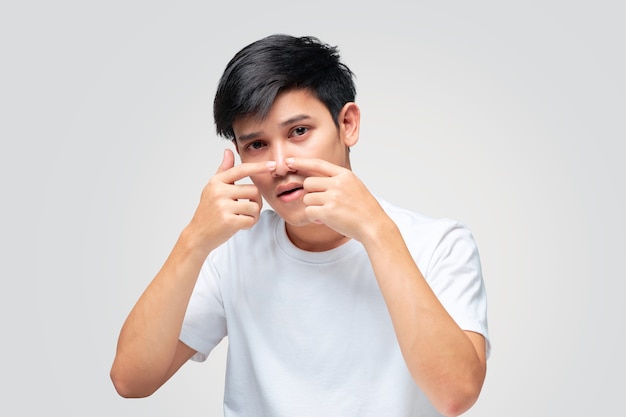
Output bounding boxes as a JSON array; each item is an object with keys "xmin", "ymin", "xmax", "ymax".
[{"xmin": 213, "ymin": 34, "xmax": 356, "ymax": 139}]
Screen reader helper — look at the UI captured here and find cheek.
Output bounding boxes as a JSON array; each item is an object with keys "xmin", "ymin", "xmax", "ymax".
[
  {"xmin": 248, "ymin": 174, "xmax": 263, "ymax": 185},
  {"xmin": 302, "ymin": 135, "xmax": 341, "ymax": 159},
  {"xmin": 249, "ymin": 174, "xmax": 272, "ymax": 192}
]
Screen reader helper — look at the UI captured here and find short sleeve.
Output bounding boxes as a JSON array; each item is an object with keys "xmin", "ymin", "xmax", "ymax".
[
  {"xmin": 425, "ymin": 221, "xmax": 491, "ymax": 358},
  {"xmin": 180, "ymin": 253, "xmax": 228, "ymax": 362}
]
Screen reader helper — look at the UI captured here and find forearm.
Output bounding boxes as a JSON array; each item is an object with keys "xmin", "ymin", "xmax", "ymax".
[
  {"xmin": 362, "ymin": 220, "xmax": 486, "ymax": 416},
  {"xmin": 110, "ymin": 228, "xmax": 209, "ymax": 396}
]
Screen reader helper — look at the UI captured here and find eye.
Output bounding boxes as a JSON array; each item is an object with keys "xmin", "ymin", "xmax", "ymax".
[
  {"xmin": 290, "ymin": 126, "xmax": 308, "ymax": 137},
  {"xmin": 246, "ymin": 140, "xmax": 266, "ymax": 150}
]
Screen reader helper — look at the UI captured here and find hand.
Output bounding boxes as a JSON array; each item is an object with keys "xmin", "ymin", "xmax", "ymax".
[
  {"xmin": 186, "ymin": 149, "xmax": 274, "ymax": 253},
  {"xmin": 285, "ymin": 157, "xmax": 389, "ymax": 243}
]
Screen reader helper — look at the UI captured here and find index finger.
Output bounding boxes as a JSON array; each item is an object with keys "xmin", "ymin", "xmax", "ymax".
[
  {"xmin": 285, "ymin": 157, "xmax": 345, "ymax": 177},
  {"xmin": 219, "ymin": 160, "xmax": 276, "ymax": 184}
]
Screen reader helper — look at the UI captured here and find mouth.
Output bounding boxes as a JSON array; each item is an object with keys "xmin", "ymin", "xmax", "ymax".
[
  {"xmin": 276, "ymin": 181, "xmax": 305, "ymax": 203},
  {"xmin": 277, "ymin": 186, "xmax": 304, "ymax": 197}
]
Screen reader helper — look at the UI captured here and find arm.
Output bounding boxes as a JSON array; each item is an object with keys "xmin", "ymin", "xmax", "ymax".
[
  {"xmin": 361, "ymin": 220, "xmax": 486, "ymax": 417},
  {"xmin": 287, "ymin": 157, "xmax": 487, "ymax": 417},
  {"xmin": 110, "ymin": 150, "xmax": 273, "ymax": 398}
]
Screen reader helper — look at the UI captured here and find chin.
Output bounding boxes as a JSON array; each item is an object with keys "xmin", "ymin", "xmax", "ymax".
[
  {"xmin": 285, "ymin": 218, "xmax": 316, "ymax": 228},
  {"xmin": 278, "ymin": 212, "xmax": 311, "ymax": 227},
  {"xmin": 263, "ymin": 200, "xmax": 302, "ymax": 223},
  {"xmin": 273, "ymin": 208, "xmax": 311, "ymax": 227}
]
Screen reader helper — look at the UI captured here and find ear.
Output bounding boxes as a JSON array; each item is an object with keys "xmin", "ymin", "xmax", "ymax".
[{"xmin": 338, "ymin": 102, "xmax": 360, "ymax": 148}]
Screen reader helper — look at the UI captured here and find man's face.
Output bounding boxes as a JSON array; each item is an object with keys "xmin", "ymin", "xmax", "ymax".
[{"xmin": 232, "ymin": 89, "xmax": 357, "ymax": 227}]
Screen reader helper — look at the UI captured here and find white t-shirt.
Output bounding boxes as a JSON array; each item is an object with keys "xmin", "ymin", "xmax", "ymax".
[{"xmin": 180, "ymin": 199, "xmax": 490, "ymax": 417}]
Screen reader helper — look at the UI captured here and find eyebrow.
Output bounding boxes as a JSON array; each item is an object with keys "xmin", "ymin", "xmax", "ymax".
[{"xmin": 236, "ymin": 114, "xmax": 312, "ymax": 142}]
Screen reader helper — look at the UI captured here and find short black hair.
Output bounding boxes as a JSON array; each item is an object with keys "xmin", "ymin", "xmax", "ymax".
[{"xmin": 213, "ymin": 34, "xmax": 357, "ymax": 140}]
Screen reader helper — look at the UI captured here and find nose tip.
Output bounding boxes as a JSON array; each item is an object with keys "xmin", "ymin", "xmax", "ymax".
[
  {"xmin": 272, "ymin": 159, "xmax": 291, "ymax": 177},
  {"xmin": 270, "ymin": 145, "xmax": 296, "ymax": 177}
]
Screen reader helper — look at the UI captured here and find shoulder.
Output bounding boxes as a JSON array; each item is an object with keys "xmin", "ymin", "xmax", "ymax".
[
  {"xmin": 379, "ymin": 198, "xmax": 472, "ymax": 240},
  {"xmin": 378, "ymin": 198, "xmax": 480, "ymax": 271}
]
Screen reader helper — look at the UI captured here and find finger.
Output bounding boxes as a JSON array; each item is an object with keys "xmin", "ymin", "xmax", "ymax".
[
  {"xmin": 225, "ymin": 210, "xmax": 259, "ymax": 231},
  {"xmin": 232, "ymin": 213, "xmax": 258, "ymax": 230},
  {"xmin": 231, "ymin": 183, "xmax": 261, "ymax": 199},
  {"xmin": 232, "ymin": 183, "xmax": 263, "ymax": 207},
  {"xmin": 302, "ymin": 190, "xmax": 326, "ymax": 207},
  {"xmin": 234, "ymin": 200, "xmax": 262, "ymax": 218},
  {"xmin": 285, "ymin": 157, "xmax": 344, "ymax": 177},
  {"xmin": 218, "ymin": 160, "xmax": 276, "ymax": 184},
  {"xmin": 216, "ymin": 148, "xmax": 235, "ymax": 174},
  {"xmin": 302, "ymin": 176, "xmax": 330, "ymax": 193},
  {"xmin": 303, "ymin": 205, "xmax": 326, "ymax": 224},
  {"xmin": 249, "ymin": 186, "xmax": 263, "ymax": 208},
  {"xmin": 229, "ymin": 200, "xmax": 262, "ymax": 229}
]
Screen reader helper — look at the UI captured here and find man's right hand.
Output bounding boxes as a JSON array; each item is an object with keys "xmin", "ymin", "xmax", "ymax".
[{"xmin": 185, "ymin": 148, "xmax": 275, "ymax": 254}]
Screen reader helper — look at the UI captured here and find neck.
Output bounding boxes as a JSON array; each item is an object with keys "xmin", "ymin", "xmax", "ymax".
[{"xmin": 285, "ymin": 222, "xmax": 350, "ymax": 252}]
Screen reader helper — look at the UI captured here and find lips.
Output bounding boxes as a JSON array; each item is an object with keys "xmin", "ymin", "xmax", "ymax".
[
  {"xmin": 276, "ymin": 182, "xmax": 305, "ymax": 202},
  {"xmin": 277, "ymin": 185, "xmax": 303, "ymax": 197}
]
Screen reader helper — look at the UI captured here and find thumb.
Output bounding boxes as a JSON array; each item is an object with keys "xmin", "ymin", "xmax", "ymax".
[{"xmin": 216, "ymin": 148, "xmax": 235, "ymax": 174}]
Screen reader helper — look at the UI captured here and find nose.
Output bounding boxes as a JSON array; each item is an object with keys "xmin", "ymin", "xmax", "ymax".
[
  {"xmin": 273, "ymin": 159, "xmax": 290, "ymax": 177},
  {"xmin": 271, "ymin": 143, "xmax": 296, "ymax": 177}
]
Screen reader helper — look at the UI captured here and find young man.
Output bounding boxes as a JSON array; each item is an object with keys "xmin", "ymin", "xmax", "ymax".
[{"xmin": 111, "ymin": 34, "xmax": 490, "ymax": 417}]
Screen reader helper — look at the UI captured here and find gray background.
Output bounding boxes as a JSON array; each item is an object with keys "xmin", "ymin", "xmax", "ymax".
[{"xmin": 2, "ymin": 1, "xmax": 624, "ymax": 416}]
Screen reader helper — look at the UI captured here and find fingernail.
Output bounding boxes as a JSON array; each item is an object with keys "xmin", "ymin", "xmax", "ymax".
[
  {"xmin": 266, "ymin": 161, "xmax": 276, "ymax": 169},
  {"xmin": 285, "ymin": 157, "xmax": 295, "ymax": 165}
]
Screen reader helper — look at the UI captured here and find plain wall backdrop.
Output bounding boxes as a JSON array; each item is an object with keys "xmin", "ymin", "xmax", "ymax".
[{"xmin": 1, "ymin": 1, "xmax": 624, "ymax": 416}]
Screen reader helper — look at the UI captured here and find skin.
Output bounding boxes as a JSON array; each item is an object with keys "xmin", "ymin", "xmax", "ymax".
[{"xmin": 110, "ymin": 88, "xmax": 486, "ymax": 417}]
